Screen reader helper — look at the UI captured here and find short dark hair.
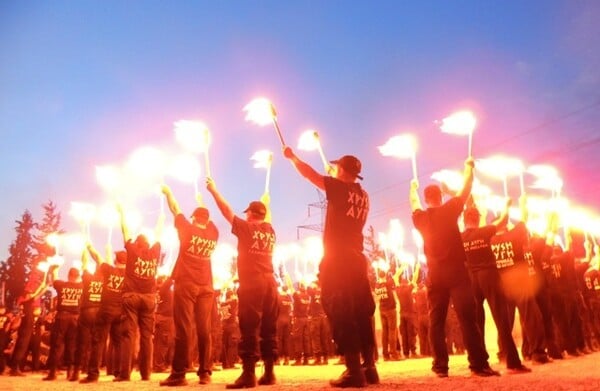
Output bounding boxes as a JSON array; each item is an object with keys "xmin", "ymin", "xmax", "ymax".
[{"xmin": 424, "ymin": 185, "xmax": 442, "ymax": 204}]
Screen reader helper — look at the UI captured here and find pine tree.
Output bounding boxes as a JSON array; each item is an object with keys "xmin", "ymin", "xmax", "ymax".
[
  {"xmin": 32, "ymin": 200, "xmax": 63, "ymax": 260},
  {"xmin": 0, "ymin": 210, "xmax": 35, "ymax": 308}
]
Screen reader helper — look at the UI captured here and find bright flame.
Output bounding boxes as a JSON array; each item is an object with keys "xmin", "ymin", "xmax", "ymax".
[
  {"xmin": 250, "ymin": 150, "xmax": 273, "ymax": 169},
  {"xmin": 527, "ymin": 164, "xmax": 559, "ymax": 179},
  {"xmin": 298, "ymin": 130, "xmax": 320, "ymax": 151},
  {"xmin": 169, "ymin": 154, "xmax": 201, "ymax": 184},
  {"xmin": 412, "ymin": 228, "xmax": 424, "ymax": 249},
  {"xmin": 477, "ymin": 156, "xmax": 524, "ymax": 179},
  {"xmin": 431, "ymin": 169, "xmax": 463, "ymax": 192},
  {"xmin": 46, "ymin": 233, "xmax": 60, "ymax": 250},
  {"xmin": 70, "ymin": 202, "xmax": 96, "ymax": 224},
  {"xmin": 174, "ymin": 120, "xmax": 211, "ymax": 154},
  {"xmin": 531, "ymin": 176, "xmax": 563, "ymax": 193},
  {"xmin": 62, "ymin": 233, "xmax": 87, "ymax": 255},
  {"xmin": 378, "ymin": 134, "xmax": 417, "ymax": 159},
  {"xmin": 126, "ymin": 146, "xmax": 167, "ymax": 182},
  {"xmin": 95, "ymin": 165, "xmax": 122, "ymax": 193},
  {"xmin": 440, "ymin": 110, "xmax": 477, "ymax": 135},
  {"xmin": 243, "ymin": 98, "xmax": 276, "ymax": 126},
  {"xmin": 97, "ymin": 204, "xmax": 119, "ymax": 227}
]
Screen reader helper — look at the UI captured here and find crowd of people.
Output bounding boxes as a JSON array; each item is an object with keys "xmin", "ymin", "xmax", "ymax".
[{"xmin": 1, "ymin": 147, "xmax": 600, "ymax": 388}]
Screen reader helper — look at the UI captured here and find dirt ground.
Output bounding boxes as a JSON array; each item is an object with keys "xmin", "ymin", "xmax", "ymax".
[{"xmin": 2, "ymin": 351, "xmax": 600, "ymax": 391}]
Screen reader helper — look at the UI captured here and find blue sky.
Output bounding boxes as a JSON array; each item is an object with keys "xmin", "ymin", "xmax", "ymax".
[{"xmin": 1, "ymin": 1, "xmax": 599, "ymax": 263}]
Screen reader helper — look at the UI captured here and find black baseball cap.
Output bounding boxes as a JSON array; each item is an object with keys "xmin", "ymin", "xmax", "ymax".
[
  {"xmin": 243, "ymin": 201, "xmax": 267, "ymax": 217},
  {"xmin": 191, "ymin": 207, "xmax": 210, "ymax": 220},
  {"xmin": 330, "ymin": 155, "xmax": 363, "ymax": 180}
]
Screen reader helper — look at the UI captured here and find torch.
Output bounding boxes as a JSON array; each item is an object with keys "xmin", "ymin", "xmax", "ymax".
[
  {"xmin": 298, "ymin": 129, "xmax": 331, "ymax": 173},
  {"xmin": 439, "ymin": 110, "xmax": 477, "ymax": 157},
  {"xmin": 251, "ymin": 150, "xmax": 274, "ymax": 194},
  {"xmin": 378, "ymin": 134, "xmax": 418, "ymax": 180},
  {"xmin": 244, "ymin": 97, "xmax": 286, "ymax": 146}
]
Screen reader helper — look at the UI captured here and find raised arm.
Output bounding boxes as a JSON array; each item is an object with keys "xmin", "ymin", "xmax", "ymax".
[
  {"xmin": 116, "ymin": 203, "xmax": 131, "ymax": 243},
  {"xmin": 161, "ymin": 184, "xmax": 182, "ymax": 217},
  {"xmin": 86, "ymin": 242, "xmax": 106, "ymax": 265},
  {"xmin": 456, "ymin": 157, "xmax": 475, "ymax": 204},
  {"xmin": 409, "ymin": 179, "xmax": 422, "ymax": 212},
  {"xmin": 206, "ymin": 177, "xmax": 235, "ymax": 224},
  {"xmin": 260, "ymin": 192, "xmax": 272, "ymax": 224},
  {"xmin": 283, "ymin": 146, "xmax": 325, "ymax": 191},
  {"xmin": 491, "ymin": 198, "xmax": 511, "ymax": 227}
]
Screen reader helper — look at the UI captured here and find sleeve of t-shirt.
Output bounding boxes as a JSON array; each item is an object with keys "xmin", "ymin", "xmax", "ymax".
[
  {"xmin": 231, "ymin": 215, "xmax": 246, "ymax": 237},
  {"xmin": 53, "ymin": 280, "xmax": 64, "ymax": 291},
  {"xmin": 175, "ymin": 214, "xmax": 188, "ymax": 230},
  {"xmin": 447, "ymin": 197, "xmax": 465, "ymax": 217},
  {"xmin": 412, "ymin": 210, "xmax": 425, "ymax": 230},
  {"xmin": 125, "ymin": 239, "xmax": 134, "ymax": 253},
  {"xmin": 323, "ymin": 176, "xmax": 339, "ymax": 201},
  {"xmin": 209, "ymin": 221, "xmax": 219, "ymax": 241}
]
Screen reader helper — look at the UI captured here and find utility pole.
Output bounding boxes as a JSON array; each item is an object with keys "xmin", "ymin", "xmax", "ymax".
[{"xmin": 296, "ymin": 189, "xmax": 326, "ymax": 239}]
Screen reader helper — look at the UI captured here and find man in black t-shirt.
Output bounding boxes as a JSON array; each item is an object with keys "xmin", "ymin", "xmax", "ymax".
[
  {"xmin": 284, "ymin": 147, "xmax": 377, "ymax": 388},
  {"xmin": 374, "ymin": 270, "xmax": 400, "ymax": 361},
  {"xmin": 114, "ymin": 204, "xmax": 161, "ymax": 382},
  {"xmin": 411, "ymin": 157, "xmax": 498, "ymax": 378},
  {"xmin": 276, "ymin": 286, "xmax": 293, "ymax": 366},
  {"xmin": 159, "ymin": 185, "xmax": 219, "ymax": 387},
  {"xmin": 291, "ymin": 283, "xmax": 311, "ymax": 366},
  {"xmin": 462, "ymin": 203, "xmax": 530, "ymax": 374},
  {"xmin": 207, "ymin": 178, "xmax": 279, "ymax": 389},
  {"xmin": 80, "ymin": 245, "xmax": 126, "ymax": 383},
  {"xmin": 43, "ymin": 267, "xmax": 83, "ymax": 381},
  {"xmin": 70, "ymin": 250, "xmax": 103, "ymax": 381}
]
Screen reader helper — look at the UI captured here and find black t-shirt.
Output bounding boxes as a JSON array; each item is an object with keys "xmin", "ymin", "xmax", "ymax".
[
  {"xmin": 231, "ymin": 216, "xmax": 275, "ymax": 283},
  {"xmin": 548, "ymin": 251, "xmax": 578, "ymax": 294},
  {"xmin": 278, "ymin": 292, "xmax": 293, "ymax": 319},
  {"xmin": 293, "ymin": 290, "xmax": 310, "ymax": 318},
  {"xmin": 80, "ymin": 271, "xmax": 103, "ymax": 309},
  {"xmin": 172, "ymin": 214, "xmax": 218, "ymax": 286},
  {"xmin": 413, "ymin": 287, "xmax": 428, "ymax": 315},
  {"xmin": 490, "ymin": 222, "xmax": 528, "ymax": 271},
  {"xmin": 462, "ymin": 225, "xmax": 498, "ymax": 272},
  {"xmin": 374, "ymin": 277, "xmax": 397, "ymax": 311},
  {"xmin": 220, "ymin": 297, "xmax": 238, "ymax": 323},
  {"xmin": 156, "ymin": 279, "xmax": 173, "ymax": 316},
  {"xmin": 412, "ymin": 197, "xmax": 468, "ymax": 285},
  {"xmin": 308, "ymin": 288, "xmax": 325, "ymax": 317},
  {"xmin": 323, "ymin": 177, "xmax": 369, "ymax": 259},
  {"xmin": 99, "ymin": 263, "xmax": 125, "ymax": 306},
  {"xmin": 123, "ymin": 239, "xmax": 161, "ymax": 294},
  {"xmin": 53, "ymin": 280, "xmax": 83, "ymax": 314},
  {"xmin": 396, "ymin": 282, "xmax": 415, "ymax": 314},
  {"xmin": 583, "ymin": 268, "xmax": 600, "ymax": 299}
]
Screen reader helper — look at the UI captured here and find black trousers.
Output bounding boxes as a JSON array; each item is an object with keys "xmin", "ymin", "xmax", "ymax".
[
  {"xmin": 320, "ymin": 259, "xmax": 375, "ymax": 358},
  {"xmin": 292, "ymin": 317, "xmax": 310, "ymax": 359},
  {"xmin": 276, "ymin": 317, "xmax": 292, "ymax": 359},
  {"xmin": 87, "ymin": 305, "xmax": 122, "ymax": 378},
  {"xmin": 310, "ymin": 315, "xmax": 331, "ymax": 357},
  {"xmin": 416, "ymin": 313, "xmax": 430, "ymax": 356},
  {"xmin": 470, "ymin": 268, "xmax": 522, "ymax": 368},
  {"xmin": 237, "ymin": 273, "xmax": 279, "ymax": 364},
  {"xmin": 74, "ymin": 307, "xmax": 99, "ymax": 370},
  {"xmin": 153, "ymin": 314, "xmax": 174, "ymax": 371},
  {"xmin": 427, "ymin": 279, "xmax": 489, "ymax": 373},
  {"xmin": 170, "ymin": 281, "xmax": 213, "ymax": 378},
  {"xmin": 47, "ymin": 312, "xmax": 79, "ymax": 371},
  {"xmin": 120, "ymin": 292, "xmax": 155, "ymax": 380},
  {"xmin": 399, "ymin": 313, "xmax": 417, "ymax": 355},
  {"xmin": 379, "ymin": 307, "xmax": 399, "ymax": 358},
  {"xmin": 222, "ymin": 321, "xmax": 240, "ymax": 368},
  {"xmin": 10, "ymin": 301, "xmax": 34, "ymax": 370},
  {"xmin": 533, "ymin": 283, "xmax": 562, "ymax": 357}
]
